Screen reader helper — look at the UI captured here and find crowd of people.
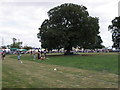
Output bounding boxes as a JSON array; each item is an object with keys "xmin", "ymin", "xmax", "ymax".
[
  {"xmin": 0, "ymin": 49, "xmax": 47, "ymax": 64},
  {"xmin": 31, "ymin": 49, "xmax": 47, "ymax": 60},
  {"xmin": 1, "ymin": 47, "xmax": 116, "ymax": 63},
  {"xmin": 16, "ymin": 49, "xmax": 47, "ymax": 63}
]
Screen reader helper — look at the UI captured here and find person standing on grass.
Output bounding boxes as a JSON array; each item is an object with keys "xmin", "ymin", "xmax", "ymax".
[
  {"xmin": 30, "ymin": 50, "xmax": 33, "ymax": 55},
  {"xmin": 37, "ymin": 49, "xmax": 41, "ymax": 60},
  {"xmin": 40, "ymin": 50, "xmax": 43, "ymax": 56},
  {"xmin": 17, "ymin": 50, "xmax": 22, "ymax": 63},
  {"xmin": 43, "ymin": 49, "xmax": 47, "ymax": 58},
  {"xmin": 33, "ymin": 50, "xmax": 36, "ymax": 60},
  {"xmin": 1, "ymin": 51, "xmax": 5, "ymax": 60}
]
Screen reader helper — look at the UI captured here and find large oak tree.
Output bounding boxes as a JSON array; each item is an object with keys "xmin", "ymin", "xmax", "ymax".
[{"xmin": 37, "ymin": 3, "xmax": 103, "ymax": 54}]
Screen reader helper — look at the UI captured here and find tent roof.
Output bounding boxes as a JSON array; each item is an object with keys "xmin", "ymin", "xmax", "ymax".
[{"xmin": 10, "ymin": 48, "xmax": 18, "ymax": 50}]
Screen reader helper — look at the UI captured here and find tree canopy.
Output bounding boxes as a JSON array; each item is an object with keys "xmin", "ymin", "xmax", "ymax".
[
  {"xmin": 108, "ymin": 16, "xmax": 120, "ymax": 49},
  {"xmin": 37, "ymin": 3, "xmax": 103, "ymax": 54},
  {"xmin": 10, "ymin": 38, "xmax": 22, "ymax": 48}
]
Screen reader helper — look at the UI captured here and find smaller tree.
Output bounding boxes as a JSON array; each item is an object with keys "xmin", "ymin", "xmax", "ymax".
[
  {"xmin": 12, "ymin": 38, "xmax": 17, "ymax": 45},
  {"xmin": 23, "ymin": 46, "xmax": 32, "ymax": 50},
  {"xmin": 10, "ymin": 38, "xmax": 22, "ymax": 48},
  {"xmin": 7, "ymin": 45, "xmax": 10, "ymax": 49},
  {"xmin": 108, "ymin": 16, "xmax": 120, "ymax": 49},
  {"xmin": 10, "ymin": 42, "xmax": 22, "ymax": 48},
  {"xmin": 1, "ymin": 46, "xmax": 7, "ymax": 49}
]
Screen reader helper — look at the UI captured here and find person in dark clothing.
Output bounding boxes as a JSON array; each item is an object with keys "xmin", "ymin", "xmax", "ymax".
[
  {"xmin": 38, "ymin": 49, "xmax": 41, "ymax": 60},
  {"xmin": 43, "ymin": 50, "xmax": 47, "ymax": 58},
  {"xmin": 1, "ymin": 50, "xmax": 6, "ymax": 60},
  {"xmin": 41, "ymin": 50, "xmax": 43, "ymax": 55}
]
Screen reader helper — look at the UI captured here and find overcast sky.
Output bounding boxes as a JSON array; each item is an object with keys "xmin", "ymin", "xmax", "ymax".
[{"xmin": 0, "ymin": 0, "xmax": 119, "ymax": 48}]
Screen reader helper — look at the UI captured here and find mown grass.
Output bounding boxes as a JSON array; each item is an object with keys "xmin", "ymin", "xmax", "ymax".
[
  {"xmin": 2, "ymin": 55, "xmax": 118, "ymax": 88},
  {"xmin": 10, "ymin": 52, "xmax": 118, "ymax": 74}
]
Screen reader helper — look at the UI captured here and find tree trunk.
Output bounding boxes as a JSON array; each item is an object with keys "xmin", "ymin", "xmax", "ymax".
[{"xmin": 64, "ymin": 46, "xmax": 73, "ymax": 55}]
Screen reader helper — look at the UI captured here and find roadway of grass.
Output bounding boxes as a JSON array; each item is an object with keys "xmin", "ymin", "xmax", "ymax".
[{"xmin": 10, "ymin": 52, "xmax": 118, "ymax": 74}]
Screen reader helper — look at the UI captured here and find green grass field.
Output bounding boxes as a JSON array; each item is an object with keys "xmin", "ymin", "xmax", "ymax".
[
  {"xmin": 11, "ymin": 52, "xmax": 118, "ymax": 74},
  {"xmin": 2, "ymin": 52, "xmax": 118, "ymax": 88}
]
